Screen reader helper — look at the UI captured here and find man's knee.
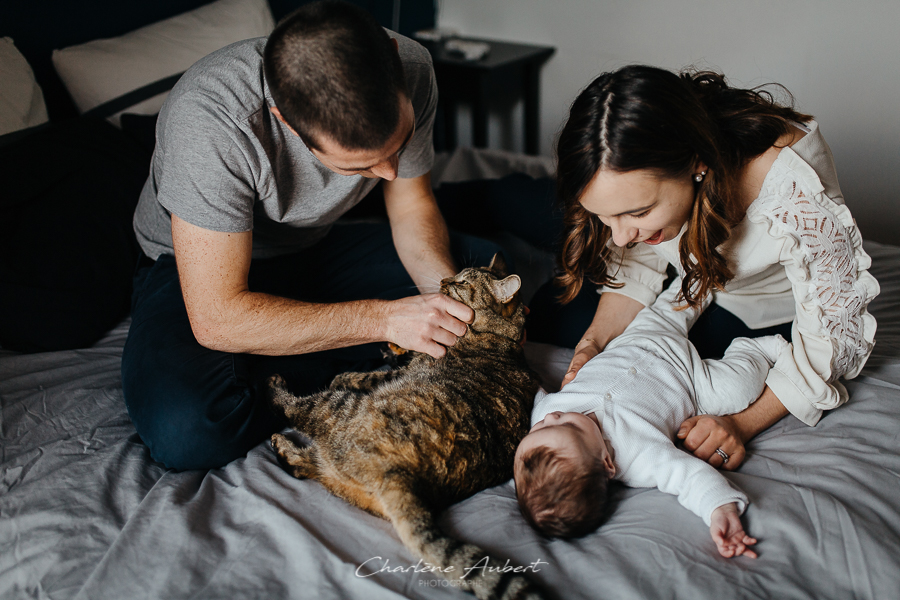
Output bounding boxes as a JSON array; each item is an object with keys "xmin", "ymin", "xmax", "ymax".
[
  {"xmin": 125, "ymin": 373, "xmax": 279, "ymax": 471},
  {"xmin": 122, "ymin": 335, "xmax": 279, "ymax": 470}
]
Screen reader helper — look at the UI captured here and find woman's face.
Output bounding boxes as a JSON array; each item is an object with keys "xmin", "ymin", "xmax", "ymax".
[{"xmin": 579, "ymin": 168, "xmax": 700, "ymax": 247}]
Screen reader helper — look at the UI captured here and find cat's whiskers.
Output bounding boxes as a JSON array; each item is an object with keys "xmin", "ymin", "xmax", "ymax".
[
  {"xmin": 418, "ymin": 271, "xmax": 447, "ymax": 295},
  {"xmin": 419, "ymin": 283, "xmax": 442, "ymax": 294}
]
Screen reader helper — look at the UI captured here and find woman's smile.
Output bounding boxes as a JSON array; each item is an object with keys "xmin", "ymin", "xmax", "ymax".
[
  {"xmin": 579, "ymin": 168, "xmax": 698, "ymax": 248},
  {"xmin": 642, "ymin": 229, "xmax": 664, "ymax": 245}
]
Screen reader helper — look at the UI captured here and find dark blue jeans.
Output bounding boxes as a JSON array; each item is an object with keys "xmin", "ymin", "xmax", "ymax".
[{"xmin": 121, "ymin": 222, "xmax": 505, "ymax": 470}]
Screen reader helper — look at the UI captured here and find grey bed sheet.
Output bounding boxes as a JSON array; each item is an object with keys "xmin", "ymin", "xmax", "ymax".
[{"xmin": 2, "ymin": 153, "xmax": 900, "ymax": 599}]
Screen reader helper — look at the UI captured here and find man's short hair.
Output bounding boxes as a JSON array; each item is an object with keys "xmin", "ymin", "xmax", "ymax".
[
  {"xmin": 263, "ymin": 0, "xmax": 409, "ymax": 151},
  {"xmin": 515, "ymin": 444, "xmax": 610, "ymax": 538}
]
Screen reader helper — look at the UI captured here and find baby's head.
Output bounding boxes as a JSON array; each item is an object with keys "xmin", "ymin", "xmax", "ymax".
[{"xmin": 513, "ymin": 411, "xmax": 616, "ymax": 538}]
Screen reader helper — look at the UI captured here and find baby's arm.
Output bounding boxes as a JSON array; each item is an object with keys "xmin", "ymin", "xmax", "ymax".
[
  {"xmin": 624, "ymin": 437, "xmax": 753, "ymax": 558},
  {"xmin": 710, "ymin": 503, "xmax": 758, "ymax": 559}
]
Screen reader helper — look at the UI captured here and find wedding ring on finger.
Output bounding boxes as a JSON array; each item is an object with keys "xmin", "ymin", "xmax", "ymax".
[{"xmin": 715, "ymin": 448, "xmax": 730, "ymax": 464}]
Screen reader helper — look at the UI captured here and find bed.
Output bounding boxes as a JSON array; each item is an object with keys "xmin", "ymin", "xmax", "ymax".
[{"xmin": 3, "ymin": 1, "xmax": 900, "ymax": 599}]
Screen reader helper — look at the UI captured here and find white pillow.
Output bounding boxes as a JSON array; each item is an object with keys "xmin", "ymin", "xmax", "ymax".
[
  {"xmin": 51, "ymin": 0, "xmax": 276, "ymax": 125},
  {"xmin": 0, "ymin": 37, "xmax": 49, "ymax": 136}
]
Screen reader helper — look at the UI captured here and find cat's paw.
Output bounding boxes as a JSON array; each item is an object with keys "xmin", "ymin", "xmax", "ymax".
[
  {"xmin": 271, "ymin": 433, "xmax": 316, "ymax": 479},
  {"xmin": 270, "ymin": 433, "xmax": 289, "ymax": 454},
  {"xmin": 270, "ymin": 433, "xmax": 296, "ymax": 466},
  {"xmin": 268, "ymin": 374, "xmax": 287, "ymax": 391},
  {"xmin": 267, "ymin": 374, "xmax": 296, "ymax": 416}
]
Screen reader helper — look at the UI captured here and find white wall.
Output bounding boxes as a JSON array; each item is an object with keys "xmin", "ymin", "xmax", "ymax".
[{"xmin": 436, "ymin": 0, "xmax": 900, "ymax": 244}]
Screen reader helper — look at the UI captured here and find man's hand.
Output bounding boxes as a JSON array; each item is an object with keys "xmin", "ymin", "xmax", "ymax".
[
  {"xmin": 678, "ymin": 414, "xmax": 745, "ymax": 471},
  {"xmin": 710, "ymin": 503, "xmax": 757, "ymax": 559},
  {"xmin": 384, "ymin": 293, "xmax": 474, "ymax": 359}
]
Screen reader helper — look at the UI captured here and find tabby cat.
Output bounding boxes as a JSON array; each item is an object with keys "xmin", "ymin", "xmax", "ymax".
[{"xmin": 267, "ymin": 254, "xmax": 547, "ymax": 600}]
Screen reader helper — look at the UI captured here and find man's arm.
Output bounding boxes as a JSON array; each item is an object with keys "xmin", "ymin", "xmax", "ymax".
[
  {"xmin": 172, "ymin": 214, "xmax": 469, "ymax": 358},
  {"xmin": 382, "ymin": 172, "xmax": 458, "ymax": 290}
]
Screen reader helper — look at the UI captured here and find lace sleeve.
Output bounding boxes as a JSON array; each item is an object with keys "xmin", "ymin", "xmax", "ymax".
[{"xmin": 747, "ymin": 149, "xmax": 880, "ymax": 425}]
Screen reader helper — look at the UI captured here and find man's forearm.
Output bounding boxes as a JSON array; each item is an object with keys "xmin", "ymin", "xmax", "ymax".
[
  {"xmin": 389, "ymin": 201, "xmax": 457, "ymax": 291},
  {"xmin": 392, "ymin": 226, "xmax": 456, "ymax": 292},
  {"xmin": 384, "ymin": 174, "xmax": 458, "ymax": 291},
  {"xmin": 190, "ymin": 292, "xmax": 389, "ymax": 355}
]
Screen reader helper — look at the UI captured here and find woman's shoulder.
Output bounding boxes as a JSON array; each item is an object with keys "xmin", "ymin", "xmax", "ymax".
[
  {"xmin": 740, "ymin": 122, "xmax": 814, "ymax": 209},
  {"xmin": 743, "ymin": 123, "xmax": 876, "ymax": 297},
  {"xmin": 745, "ymin": 148, "xmax": 849, "ymax": 248},
  {"xmin": 785, "ymin": 120, "xmax": 845, "ymax": 203},
  {"xmin": 746, "ymin": 120, "xmax": 847, "ymax": 219}
]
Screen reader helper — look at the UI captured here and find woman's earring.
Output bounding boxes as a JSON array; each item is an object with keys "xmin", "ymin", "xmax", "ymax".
[{"xmin": 694, "ymin": 170, "xmax": 707, "ymax": 183}]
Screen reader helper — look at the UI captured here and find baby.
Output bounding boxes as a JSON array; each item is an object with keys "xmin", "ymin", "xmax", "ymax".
[{"xmin": 515, "ymin": 282, "xmax": 791, "ymax": 558}]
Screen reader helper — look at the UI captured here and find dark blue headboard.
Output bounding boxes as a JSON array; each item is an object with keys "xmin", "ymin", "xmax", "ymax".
[{"xmin": 0, "ymin": 0, "xmax": 435, "ymax": 121}]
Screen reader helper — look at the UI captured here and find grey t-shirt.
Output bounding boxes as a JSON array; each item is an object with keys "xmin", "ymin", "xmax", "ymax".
[{"xmin": 134, "ymin": 33, "xmax": 437, "ymax": 260}]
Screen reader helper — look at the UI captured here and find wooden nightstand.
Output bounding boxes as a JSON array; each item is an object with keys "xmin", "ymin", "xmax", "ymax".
[{"xmin": 422, "ymin": 37, "xmax": 555, "ymax": 155}]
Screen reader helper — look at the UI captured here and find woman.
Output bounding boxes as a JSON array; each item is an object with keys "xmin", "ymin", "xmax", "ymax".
[{"xmin": 548, "ymin": 65, "xmax": 879, "ymax": 470}]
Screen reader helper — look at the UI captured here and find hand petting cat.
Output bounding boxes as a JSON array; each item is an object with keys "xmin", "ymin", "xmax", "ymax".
[{"xmin": 382, "ymin": 293, "xmax": 475, "ymax": 359}]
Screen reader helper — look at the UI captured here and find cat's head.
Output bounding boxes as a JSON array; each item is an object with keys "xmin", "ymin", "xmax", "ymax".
[{"xmin": 440, "ymin": 254, "xmax": 525, "ymax": 343}]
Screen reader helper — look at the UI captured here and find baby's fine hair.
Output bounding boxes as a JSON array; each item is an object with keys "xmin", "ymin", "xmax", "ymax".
[{"xmin": 515, "ymin": 443, "xmax": 610, "ymax": 538}]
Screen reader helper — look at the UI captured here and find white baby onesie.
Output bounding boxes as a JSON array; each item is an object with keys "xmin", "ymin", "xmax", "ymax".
[{"xmin": 531, "ymin": 282, "xmax": 791, "ymax": 524}]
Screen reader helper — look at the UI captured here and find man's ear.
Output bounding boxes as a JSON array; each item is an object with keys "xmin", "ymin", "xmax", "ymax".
[
  {"xmin": 391, "ymin": 37, "xmax": 399, "ymax": 53},
  {"xmin": 270, "ymin": 106, "xmax": 300, "ymax": 137}
]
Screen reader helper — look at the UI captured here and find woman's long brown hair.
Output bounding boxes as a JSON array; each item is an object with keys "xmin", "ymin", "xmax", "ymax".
[{"xmin": 555, "ymin": 66, "xmax": 812, "ymax": 308}]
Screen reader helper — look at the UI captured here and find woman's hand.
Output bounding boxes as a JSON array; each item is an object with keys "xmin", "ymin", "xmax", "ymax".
[
  {"xmin": 677, "ymin": 414, "xmax": 745, "ymax": 470},
  {"xmin": 561, "ymin": 292, "xmax": 645, "ymax": 388},
  {"xmin": 678, "ymin": 385, "xmax": 789, "ymax": 470},
  {"xmin": 561, "ymin": 338, "xmax": 601, "ymax": 387}
]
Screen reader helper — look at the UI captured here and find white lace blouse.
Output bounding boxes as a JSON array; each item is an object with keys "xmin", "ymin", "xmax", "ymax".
[{"xmin": 599, "ymin": 121, "xmax": 880, "ymax": 425}]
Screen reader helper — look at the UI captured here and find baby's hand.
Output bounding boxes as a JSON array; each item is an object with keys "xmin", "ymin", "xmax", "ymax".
[{"xmin": 710, "ymin": 503, "xmax": 757, "ymax": 559}]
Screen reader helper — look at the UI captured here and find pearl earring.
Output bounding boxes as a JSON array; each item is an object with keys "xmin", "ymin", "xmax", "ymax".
[{"xmin": 694, "ymin": 170, "xmax": 707, "ymax": 183}]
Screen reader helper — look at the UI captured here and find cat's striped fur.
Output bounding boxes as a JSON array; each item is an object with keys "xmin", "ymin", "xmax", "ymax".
[{"xmin": 267, "ymin": 255, "xmax": 547, "ymax": 600}]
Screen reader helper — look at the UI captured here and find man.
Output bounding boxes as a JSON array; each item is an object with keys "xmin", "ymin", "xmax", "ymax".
[{"xmin": 122, "ymin": 0, "xmax": 502, "ymax": 470}]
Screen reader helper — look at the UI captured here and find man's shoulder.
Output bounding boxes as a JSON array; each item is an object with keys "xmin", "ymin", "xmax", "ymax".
[
  {"xmin": 390, "ymin": 31, "xmax": 434, "ymax": 71},
  {"xmin": 167, "ymin": 37, "xmax": 269, "ymax": 120}
]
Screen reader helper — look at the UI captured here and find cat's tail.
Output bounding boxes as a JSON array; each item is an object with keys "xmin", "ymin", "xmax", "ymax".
[{"xmin": 380, "ymin": 483, "xmax": 549, "ymax": 600}]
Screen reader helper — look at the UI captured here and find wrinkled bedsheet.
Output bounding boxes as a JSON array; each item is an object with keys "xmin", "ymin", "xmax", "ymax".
[{"xmin": 2, "ymin": 152, "xmax": 899, "ymax": 599}]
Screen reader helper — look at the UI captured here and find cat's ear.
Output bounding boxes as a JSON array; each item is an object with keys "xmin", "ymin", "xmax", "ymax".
[
  {"xmin": 491, "ymin": 275, "xmax": 521, "ymax": 304},
  {"xmin": 487, "ymin": 253, "xmax": 508, "ymax": 278}
]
